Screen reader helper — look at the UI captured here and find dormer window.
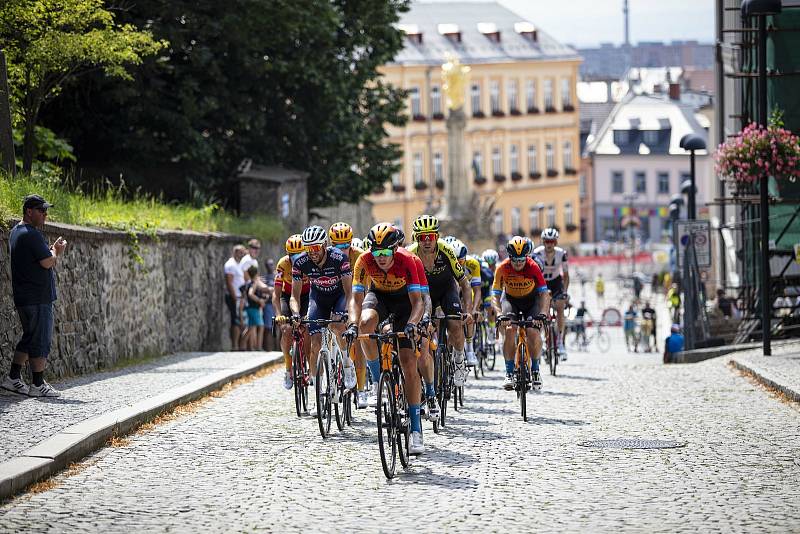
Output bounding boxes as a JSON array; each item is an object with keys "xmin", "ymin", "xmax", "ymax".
[
  {"xmin": 478, "ymin": 22, "xmax": 501, "ymax": 43},
  {"xmin": 614, "ymin": 130, "xmax": 629, "ymax": 146},
  {"xmin": 438, "ymin": 23, "xmax": 462, "ymax": 43},
  {"xmin": 398, "ymin": 23, "xmax": 423, "ymax": 44},
  {"xmin": 514, "ymin": 21, "xmax": 537, "ymax": 42},
  {"xmin": 643, "ymin": 130, "xmax": 659, "ymax": 145}
]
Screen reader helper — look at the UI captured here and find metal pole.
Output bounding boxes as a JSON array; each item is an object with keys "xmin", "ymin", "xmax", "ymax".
[
  {"xmin": 425, "ymin": 67, "xmax": 434, "ymax": 214},
  {"xmin": 689, "ymin": 151, "xmax": 697, "ymax": 220},
  {"xmin": 715, "ymin": 0, "xmax": 727, "ymax": 288},
  {"xmin": 0, "ymin": 50, "xmax": 15, "ymax": 176},
  {"xmin": 758, "ymin": 14, "xmax": 771, "ymax": 356}
]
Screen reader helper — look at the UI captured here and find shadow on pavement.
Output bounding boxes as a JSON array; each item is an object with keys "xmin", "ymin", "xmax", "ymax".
[
  {"xmin": 525, "ymin": 415, "xmax": 589, "ymax": 426},
  {"xmin": 398, "ymin": 467, "xmax": 479, "ymax": 489},
  {"xmin": 536, "ymin": 390, "xmax": 582, "ymax": 397},
  {"xmin": 554, "ymin": 374, "xmax": 607, "ymax": 382}
]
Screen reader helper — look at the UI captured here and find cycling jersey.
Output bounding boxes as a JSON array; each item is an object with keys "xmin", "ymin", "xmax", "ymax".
[
  {"xmin": 411, "ymin": 253, "xmax": 430, "ymax": 294},
  {"xmin": 532, "ymin": 245, "xmax": 569, "ymax": 282},
  {"xmin": 491, "ymin": 257, "xmax": 548, "ymax": 299},
  {"xmin": 352, "ymin": 247, "xmax": 424, "ymax": 295},
  {"xmin": 348, "ymin": 245, "xmax": 365, "ymax": 267},
  {"xmin": 465, "ymin": 255, "xmax": 482, "ymax": 288},
  {"xmin": 479, "ymin": 261, "xmax": 494, "ymax": 300},
  {"xmin": 406, "ymin": 241, "xmax": 465, "ymax": 290},
  {"xmin": 291, "ymin": 247, "xmax": 351, "ymax": 295},
  {"xmin": 275, "ymin": 255, "xmax": 310, "ymax": 296}
]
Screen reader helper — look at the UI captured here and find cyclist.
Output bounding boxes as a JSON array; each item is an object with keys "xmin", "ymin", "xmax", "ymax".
[
  {"xmin": 406, "ymin": 215, "xmax": 474, "ymax": 387},
  {"xmin": 492, "ymin": 236, "xmax": 550, "ymax": 391},
  {"xmin": 328, "ymin": 222, "xmax": 371, "ymax": 408},
  {"xmin": 574, "ymin": 301, "xmax": 591, "ymax": 349},
  {"xmin": 273, "ymin": 234, "xmax": 310, "ymax": 390},
  {"xmin": 345, "ymin": 223, "xmax": 427, "ymax": 454},
  {"xmin": 641, "ymin": 300, "xmax": 657, "ymax": 352},
  {"xmin": 446, "ymin": 238, "xmax": 481, "ymax": 367},
  {"xmin": 291, "ymin": 225, "xmax": 355, "ymax": 389},
  {"xmin": 533, "ymin": 228, "xmax": 570, "ymax": 361},
  {"xmin": 481, "ymin": 249, "xmax": 499, "ymax": 344}
]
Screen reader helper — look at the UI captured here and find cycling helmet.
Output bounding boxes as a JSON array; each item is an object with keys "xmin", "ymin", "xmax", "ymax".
[
  {"xmin": 482, "ymin": 249, "xmax": 499, "ymax": 266},
  {"xmin": 351, "ymin": 237, "xmax": 364, "ymax": 250},
  {"xmin": 285, "ymin": 234, "xmax": 304, "ymax": 254},
  {"xmin": 525, "ymin": 237, "xmax": 534, "ymax": 256},
  {"xmin": 328, "ymin": 222, "xmax": 353, "ymax": 244},
  {"xmin": 393, "ymin": 225, "xmax": 406, "ymax": 246},
  {"xmin": 541, "ymin": 228, "xmax": 559, "ymax": 241},
  {"xmin": 301, "ymin": 225, "xmax": 327, "ymax": 246},
  {"xmin": 451, "ymin": 238, "xmax": 468, "ymax": 260},
  {"xmin": 368, "ymin": 222, "xmax": 401, "ymax": 249},
  {"xmin": 506, "ymin": 235, "xmax": 532, "ymax": 259},
  {"xmin": 412, "ymin": 214, "xmax": 439, "ymax": 234}
]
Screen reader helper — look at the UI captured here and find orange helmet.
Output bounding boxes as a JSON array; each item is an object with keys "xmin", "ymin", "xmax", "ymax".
[
  {"xmin": 506, "ymin": 235, "xmax": 531, "ymax": 258},
  {"xmin": 285, "ymin": 234, "xmax": 305, "ymax": 254},
  {"xmin": 367, "ymin": 222, "xmax": 401, "ymax": 249},
  {"xmin": 328, "ymin": 222, "xmax": 353, "ymax": 244}
]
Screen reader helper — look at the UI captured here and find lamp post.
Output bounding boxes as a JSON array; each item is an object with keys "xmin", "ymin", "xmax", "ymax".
[
  {"xmin": 679, "ymin": 133, "xmax": 707, "ymax": 220},
  {"xmin": 742, "ymin": 0, "xmax": 781, "ymax": 356}
]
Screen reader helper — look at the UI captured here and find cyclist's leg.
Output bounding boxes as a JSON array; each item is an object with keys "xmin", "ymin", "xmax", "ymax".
[
  {"xmin": 279, "ymin": 295, "xmax": 293, "ymax": 372},
  {"xmin": 358, "ymin": 291, "xmax": 383, "ymax": 385},
  {"xmin": 329, "ymin": 292, "xmax": 348, "ymax": 351},
  {"xmin": 441, "ymin": 281, "xmax": 465, "ymax": 354},
  {"xmin": 390, "ymin": 301, "xmax": 423, "ymax": 442},
  {"xmin": 307, "ymin": 290, "xmax": 333, "ymax": 373},
  {"xmin": 501, "ymin": 299, "xmax": 517, "ymax": 377}
]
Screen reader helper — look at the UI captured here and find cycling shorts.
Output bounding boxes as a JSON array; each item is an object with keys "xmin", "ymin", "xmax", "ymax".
[
  {"xmin": 430, "ymin": 278, "xmax": 462, "ymax": 317},
  {"xmin": 280, "ymin": 292, "xmax": 310, "ymax": 318},
  {"xmin": 362, "ymin": 290, "xmax": 413, "ymax": 349},
  {"xmin": 481, "ymin": 295, "xmax": 492, "ymax": 309},
  {"xmin": 546, "ymin": 276, "xmax": 565, "ymax": 299},
  {"xmin": 501, "ymin": 294, "xmax": 542, "ymax": 328},
  {"xmin": 307, "ymin": 289, "xmax": 347, "ymax": 335}
]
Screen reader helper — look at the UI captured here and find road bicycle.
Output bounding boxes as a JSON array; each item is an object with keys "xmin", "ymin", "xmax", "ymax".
[
  {"xmin": 543, "ymin": 294, "xmax": 568, "ymax": 376},
  {"xmin": 433, "ymin": 313, "xmax": 465, "ymax": 427},
  {"xmin": 415, "ymin": 326, "xmax": 441, "ymax": 434},
  {"xmin": 472, "ymin": 311, "xmax": 497, "ymax": 379},
  {"xmin": 566, "ymin": 320, "xmax": 611, "ymax": 353},
  {"xmin": 498, "ymin": 313, "xmax": 543, "ymax": 422},
  {"xmin": 303, "ymin": 317, "xmax": 349, "ymax": 439},
  {"xmin": 272, "ymin": 317, "xmax": 309, "ymax": 418}
]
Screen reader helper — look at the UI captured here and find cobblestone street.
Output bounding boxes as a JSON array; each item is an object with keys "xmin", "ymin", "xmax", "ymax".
[{"xmin": 2, "ymin": 331, "xmax": 799, "ymax": 532}]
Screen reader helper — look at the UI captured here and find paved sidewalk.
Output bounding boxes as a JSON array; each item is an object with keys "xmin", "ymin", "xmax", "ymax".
[
  {"xmin": 729, "ymin": 342, "xmax": 800, "ymax": 402},
  {"xmin": 0, "ymin": 350, "xmax": 281, "ymax": 498}
]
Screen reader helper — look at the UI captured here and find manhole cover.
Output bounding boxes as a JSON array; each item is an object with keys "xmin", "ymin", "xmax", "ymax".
[{"xmin": 579, "ymin": 438, "xmax": 687, "ymax": 449}]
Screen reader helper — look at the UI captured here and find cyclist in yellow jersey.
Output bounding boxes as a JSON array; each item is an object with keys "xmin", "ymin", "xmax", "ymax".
[
  {"xmin": 328, "ymin": 222, "xmax": 370, "ymax": 408},
  {"xmin": 446, "ymin": 237, "xmax": 482, "ymax": 367}
]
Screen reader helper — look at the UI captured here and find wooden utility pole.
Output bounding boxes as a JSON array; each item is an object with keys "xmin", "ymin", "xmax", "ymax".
[{"xmin": 0, "ymin": 50, "xmax": 15, "ymax": 176}]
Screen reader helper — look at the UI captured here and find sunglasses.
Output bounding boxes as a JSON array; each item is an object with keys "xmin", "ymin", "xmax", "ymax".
[
  {"xmin": 510, "ymin": 256, "xmax": 527, "ymax": 263},
  {"xmin": 249, "ymin": 245, "xmax": 261, "ymax": 250},
  {"xmin": 543, "ymin": 239, "xmax": 556, "ymax": 244},
  {"xmin": 307, "ymin": 244, "xmax": 325, "ymax": 253},
  {"xmin": 416, "ymin": 232, "xmax": 438, "ymax": 243},
  {"xmin": 334, "ymin": 243, "xmax": 351, "ymax": 249},
  {"xmin": 372, "ymin": 248, "xmax": 394, "ymax": 258}
]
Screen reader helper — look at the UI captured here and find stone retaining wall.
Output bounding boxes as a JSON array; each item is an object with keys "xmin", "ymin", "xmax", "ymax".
[{"xmin": 0, "ymin": 221, "xmax": 244, "ymax": 379}]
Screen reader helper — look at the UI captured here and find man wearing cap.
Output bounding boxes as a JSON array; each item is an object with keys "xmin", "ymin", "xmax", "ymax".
[
  {"xmin": 2, "ymin": 195, "xmax": 67, "ymax": 397},
  {"xmin": 663, "ymin": 324, "xmax": 685, "ymax": 364}
]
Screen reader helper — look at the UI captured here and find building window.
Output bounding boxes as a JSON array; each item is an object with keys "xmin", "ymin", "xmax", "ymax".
[
  {"xmin": 472, "ymin": 150, "xmax": 483, "ymax": 178},
  {"xmin": 527, "ymin": 144, "xmax": 538, "ymax": 173},
  {"xmin": 600, "ymin": 216, "xmax": 619, "ymax": 240},
  {"xmin": 644, "ymin": 130, "xmax": 659, "ymax": 145},
  {"xmin": 508, "ymin": 80, "xmax": 518, "ymax": 112},
  {"xmin": 564, "ymin": 202, "xmax": 574, "ymax": 225},
  {"xmin": 493, "ymin": 209, "xmax": 504, "ymax": 234},
  {"xmin": 410, "ymin": 87, "xmax": 421, "ymax": 117},
  {"xmin": 511, "ymin": 207, "xmax": 521, "ymax": 233},
  {"xmin": 510, "ymin": 144, "xmax": 519, "ymax": 173},
  {"xmin": 544, "ymin": 79, "xmax": 554, "ymax": 110},
  {"xmin": 563, "ymin": 141, "xmax": 573, "ymax": 170},
  {"xmin": 680, "ymin": 172, "xmax": 691, "ymax": 188},
  {"xmin": 471, "ymin": 84, "xmax": 482, "ymax": 115},
  {"xmin": 614, "ymin": 130, "xmax": 629, "ymax": 146},
  {"xmin": 492, "ymin": 146, "xmax": 502, "ymax": 176},
  {"xmin": 612, "ymin": 171, "xmax": 624, "ymax": 193},
  {"xmin": 561, "ymin": 78, "xmax": 572, "ymax": 108},
  {"xmin": 547, "ymin": 204, "xmax": 556, "ymax": 227},
  {"xmin": 579, "ymin": 173, "xmax": 586, "ymax": 199},
  {"xmin": 392, "ymin": 172, "xmax": 401, "ymax": 186},
  {"xmin": 658, "ymin": 172, "xmax": 669, "ymax": 194},
  {"xmin": 413, "ymin": 152, "xmax": 423, "ymax": 182},
  {"xmin": 431, "ymin": 85, "xmax": 442, "ymax": 116},
  {"xmin": 529, "ymin": 207, "xmax": 538, "ymax": 232},
  {"xmin": 490, "ymin": 80, "xmax": 501, "ymax": 113},
  {"xmin": 434, "ymin": 152, "xmax": 443, "ymax": 180},
  {"xmin": 635, "ymin": 171, "xmax": 646, "ymax": 193},
  {"xmin": 545, "ymin": 143, "xmax": 555, "ymax": 171},
  {"xmin": 526, "ymin": 80, "xmax": 536, "ymax": 111}
]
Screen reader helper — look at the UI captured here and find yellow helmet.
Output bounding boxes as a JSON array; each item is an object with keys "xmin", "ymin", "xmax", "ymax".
[
  {"xmin": 285, "ymin": 234, "xmax": 305, "ymax": 254},
  {"xmin": 412, "ymin": 214, "xmax": 439, "ymax": 235},
  {"xmin": 367, "ymin": 222, "xmax": 401, "ymax": 249},
  {"xmin": 328, "ymin": 222, "xmax": 353, "ymax": 244},
  {"xmin": 506, "ymin": 235, "xmax": 531, "ymax": 258}
]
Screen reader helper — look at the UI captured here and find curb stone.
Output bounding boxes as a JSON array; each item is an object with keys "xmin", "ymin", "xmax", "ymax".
[
  {"xmin": 729, "ymin": 357, "xmax": 800, "ymax": 403},
  {"xmin": 0, "ymin": 352, "xmax": 282, "ymax": 501}
]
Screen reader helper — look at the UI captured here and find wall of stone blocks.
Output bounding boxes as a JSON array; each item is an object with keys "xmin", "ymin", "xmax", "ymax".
[{"xmin": 0, "ymin": 221, "xmax": 244, "ymax": 379}]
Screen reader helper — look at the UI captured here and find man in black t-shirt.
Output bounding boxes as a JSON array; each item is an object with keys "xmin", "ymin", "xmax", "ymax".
[{"xmin": 2, "ymin": 195, "xmax": 67, "ymax": 397}]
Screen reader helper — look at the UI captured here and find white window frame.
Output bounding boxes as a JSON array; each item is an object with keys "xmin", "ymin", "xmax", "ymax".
[
  {"xmin": 528, "ymin": 207, "xmax": 538, "ymax": 232},
  {"xmin": 561, "ymin": 78, "xmax": 572, "ymax": 107},
  {"xmin": 545, "ymin": 143, "xmax": 555, "ymax": 171},
  {"xmin": 410, "ymin": 86, "xmax": 421, "ymax": 117},
  {"xmin": 563, "ymin": 141, "xmax": 573, "ymax": 170},
  {"xmin": 564, "ymin": 202, "xmax": 574, "ymax": 225},
  {"xmin": 511, "ymin": 207, "xmax": 521, "ymax": 233},
  {"xmin": 434, "ymin": 152, "xmax": 443, "ymax": 180},
  {"xmin": 658, "ymin": 171, "xmax": 670, "ymax": 194},
  {"xmin": 413, "ymin": 152, "xmax": 423, "ymax": 182},
  {"xmin": 508, "ymin": 80, "xmax": 518, "ymax": 112},
  {"xmin": 473, "ymin": 150, "xmax": 483, "ymax": 178},
  {"xmin": 527, "ymin": 144, "xmax": 538, "ymax": 173},
  {"xmin": 544, "ymin": 79, "xmax": 554, "ymax": 109},
  {"xmin": 526, "ymin": 79, "xmax": 536, "ymax": 110},
  {"xmin": 635, "ymin": 171, "xmax": 647, "ymax": 194},
  {"xmin": 547, "ymin": 204, "xmax": 556, "ymax": 227},
  {"xmin": 612, "ymin": 171, "xmax": 624, "ymax": 193},
  {"xmin": 431, "ymin": 85, "xmax": 442, "ymax": 116},
  {"xmin": 493, "ymin": 209, "xmax": 504, "ymax": 234},
  {"xmin": 471, "ymin": 83, "xmax": 482, "ymax": 115},
  {"xmin": 510, "ymin": 144, "xmax": 519, "ymax": 173},
  {"xmin": 492, "ymin": 146, "xmax": 502, "ymax": 176},
  {"xmin": 490, "ymin": 80, "xmax": 501, "ymax": 113}
]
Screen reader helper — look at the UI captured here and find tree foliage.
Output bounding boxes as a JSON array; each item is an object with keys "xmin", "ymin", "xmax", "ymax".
[
  {"xmin": 0, "ymin": 0, "xmax": 166, "ymax": 172},
  {"xmin": 37, "ymin": 0, "xmax": 409, "ymax": 207}
]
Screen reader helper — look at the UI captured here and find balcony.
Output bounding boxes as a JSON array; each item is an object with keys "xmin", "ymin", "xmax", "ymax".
[
  {"xmin": 435, "ymin": 178, "xmax": 445, "ymax": 190},
  {"xmin": 472, "ymin": 111, "xmax": 486, "ymax": 119},
  {"xmin": 564, "ymin": 167, "xmax": 577, "ymax": 176},
  {"xmin": 511, "ymin": 172, "xmax": 523, "ymax": 182},
  {"xmin": 493, "ymin": 174, "xmax": 507, "ymax": 183},
  {"xmin": 491, "ymin": 110, "xmax": 505, "ymax": 118},
  {"xmin": 392, "ymin": 184, "xmax": 406, "ymax": 193},
  {"xmin": 527, "ymin": 106, "xmax": 540, "ymax": 114},
  {"xmin": 529, "ymin": 171, "xmax": 542, "ymax": 180},
  {"xmin": 563, "ymin": 104, "xmax": 575, "ymax": 112},
  {"xmin": 510, "ymin": 108, "xmax": 522, "ymax": 116},
  {"xmin": 545, "ymin": 105, "xmax": 557, "ymax": 113},
  {"xmin": 412, "ymin": 114, "xmax": 427, "ymax": 122},
  {"xmin": 432, "ymin": 112, "xmax": 445, "ymax": 121},
  {"xmin": 414, "ymin": 181, "xmax": 428, "ymax": 191},
  {"xmin": 474, "ymin": 175, "xmax": 487, "ymax": 185},
  {"xmin": 546, "ymin": 169, "xmax": 558, "ymax": 178}
]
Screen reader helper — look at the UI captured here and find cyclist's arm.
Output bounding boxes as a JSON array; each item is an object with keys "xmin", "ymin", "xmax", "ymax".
[
  {"xmin": 491, "ymin": 270, "xmax": 504, "ymax": 315},
  {"xmin": 532, "ymin": 264, "xmax": 550, "ymax": 316},
  {"xmin": 289, "ymin": 278, "xmax": 302, "ymax": 316},
  {"xmin": 341, "ymin": 273, "xmax": 353, "ymax": 317},
  {"xmin": 471, "ymin": 285, "xmax": 481, "ymax": 314},
  {"xmin": 458, "ymin": 275, "xmax": 473, "ymax": 314},
  {"xmin": 348, "ymin": 255, "xmax": 369, "ymax": 326},
  {"xmin": 562, "ymin": 265, "xmax": 570, "ymax": 292},
  {"xmin": 409, "ymin": 290, "xmax": 424, "ymax": 325}
]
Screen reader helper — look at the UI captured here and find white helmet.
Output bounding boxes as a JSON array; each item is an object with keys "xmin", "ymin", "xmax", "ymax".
[
  {"xmin": 351, "ymin": 237, "xmax": 364, "ymax": 250},
  {"xmin": 302, "ymin": 225, "xmax": 327, "ymax": 246},
  {"xmin": 541, "ymin": 228, "xmax": 559, "ymax": 241},
  {"xmin": 442, "ymin": 235, "xmax": 457, "ymax": 245},
  {"xmin": 451, "ymin": 239, "xmax": 468, "ymax": 260},
  {"xmin": 482, "ymin": 249, "xmax": 499, "ymax": 265}
]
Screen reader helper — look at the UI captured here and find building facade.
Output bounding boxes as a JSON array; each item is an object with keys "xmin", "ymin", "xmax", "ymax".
[{"xmin": 371, "ymin": 1, "xmax": 582, "ymax": 246}]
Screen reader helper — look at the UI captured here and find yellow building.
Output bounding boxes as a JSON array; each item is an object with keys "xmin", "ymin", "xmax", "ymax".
[{"xmin": 371, "ymin": 1, "xmax": 582, "ymax": 247}]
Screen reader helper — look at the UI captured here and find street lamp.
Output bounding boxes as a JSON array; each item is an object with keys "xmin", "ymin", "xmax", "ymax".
[
  {"xmin": 669, "ymin": 195, "xmax": 684, "ymax": 277},
  {"xmin": 741, "ymin": 0, "xmax": 781, "ymax": 356},
  {"xmin": 679, "ymin": 133, "xmax": 706, "ymax": 220}
]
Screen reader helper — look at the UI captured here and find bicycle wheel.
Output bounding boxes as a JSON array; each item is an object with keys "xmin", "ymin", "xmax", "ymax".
[
  {"xmin": 315, "ymin": 353, "xmax": 332, "ymax": 439},
  {"xmin": 435, "ymin": 345, "xmax": 448, "ymax": 428},
  {"xmin": 376, "ymin": 371, "xmax": 397, "ymax": 479},
  {"xmin": 292, "ymin": 341, "xmax": 307, "ymax": 417},
  {"xmin": 334, "ymin": 358, "xmax": 345, "ymax": 432},
  {"xmin": 596, "ymin": 330, "xmax": 611, "ymax": 353},
  {"xmin": 396, "ymin": 368, "xmax": 411, "ymax": 468},
  {"xmin": 549, "ymin": 326, "xmax": 558, "ymax": 377},
  {"xmin": 518, "ymin": 345, "xmax": 527, "ymax": 422},
  {"xmin": 487, "ymin": 336, "xmax": 497, "ymax": 371},
  {"xmin": 344, "ymin": 390, "xmax": 353, "ymax": 426},
  {"xmin": 458, "ymin": 386, "xmax": 464, "ymax": 407}
]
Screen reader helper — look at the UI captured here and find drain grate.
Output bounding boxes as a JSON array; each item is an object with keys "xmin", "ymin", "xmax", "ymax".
[{"xmin": 579, "ymin": 438, "xmax": 687, "ymax": 449}]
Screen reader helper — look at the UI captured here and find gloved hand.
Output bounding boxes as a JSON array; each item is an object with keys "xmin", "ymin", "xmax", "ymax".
[
  {"xmin": 404, "ymin": 322, "xmax": 417, "ymax": 340},
  {"xmin": 344, "ymin": 324, "xmax": 358, "ymax": 343},
  {"xmin": 419, "ymin": 314, "xmax": 431, "ymax": 331}
]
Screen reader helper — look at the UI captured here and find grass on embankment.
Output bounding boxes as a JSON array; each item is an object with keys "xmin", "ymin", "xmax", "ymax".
[{"xmin": 0, "ymin": 171, "xmax": 283, "ymax": 240}]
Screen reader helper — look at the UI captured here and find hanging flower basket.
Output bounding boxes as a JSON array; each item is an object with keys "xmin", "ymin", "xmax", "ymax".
[
  {"xmin": 715, "ymin": 120, "xmax": 800, "ymax": 184},
  {"xmin": 435, "ymin": 178, "xmax": 445, "ymax": 189}
]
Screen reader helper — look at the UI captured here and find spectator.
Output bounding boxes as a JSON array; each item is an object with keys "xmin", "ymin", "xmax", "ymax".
[
  {"xmin": 595, "ymin": 273, "xmax": 605, "ymax": 307},
  {"xmin": 240, "ymin": 238, "xmax": 261, "ymax": 281},
  {"xmin": 663, "ymin": 324, "xmax": 685, "ymax": 364},
  {"xmin": 224, "ymin": 244, "xmax": 247, "ymax": 350},
  {"xmin": 261, "ymin": 258, "xmax": 276, "ymax": 351},
  {"xmin": 715, "ymin": 288, "xmax": 736, "ymax": 319},
  {"xmin": 633, "ymin": 275, "xmax": 643, "ymax": 301},
  {"xmin": 623, "ymin": 303, "xmax": 638, "ymax": 352},
  {"xmin": 667, "ymin": 283, "xmax": 681, "ymax": 323},
  {"xmin": 641, "ymin": 301, "xmax": 657, "ymax": 352},
  {"xmin": 243, "ymin": 265, "xmax": 269, "ymax": 350},
  {"xmin": 2, "ymin": 195, "xmax": 66, "ymax": 397}
]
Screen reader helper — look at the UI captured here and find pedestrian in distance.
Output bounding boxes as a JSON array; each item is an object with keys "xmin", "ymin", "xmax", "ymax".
[
  {"xmin": 663, "ymin": 324, "xmax": 685, "ymax": 364},
  {"xmin": 2, "ymin": 195, "xmax": 66, "ymax": 397},
  {"xmin": 240, "ymin": 238, "xmax": 261, "ymax": 281},
  {"xmin": 261, "ymin": 258, "xmax": 276, "ymax": 351},
  {"xmin": 595, "ymin": 273, "xmax": 605, "ymax": 308},
  {"xmin": 224, "ymin": 244, "xmax": 247, "ymax": 350},
  {"xmin": 623, "ymin": 303, "xmax": 638, "ymax": 352},
  {"xmin": 243, "ymin": 265, "xmax": 269, "ymax": 350}
]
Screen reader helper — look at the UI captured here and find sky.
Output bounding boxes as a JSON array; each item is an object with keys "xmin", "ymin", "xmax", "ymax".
[{"xmin": 499, "ymin": 0, "xmax": 715, "ymax": 48}]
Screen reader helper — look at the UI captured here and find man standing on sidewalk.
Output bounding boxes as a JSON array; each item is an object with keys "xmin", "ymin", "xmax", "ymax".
[
  {"xmin": 2, "ymin": 195, "xmax": 67, "ymax": 397},
  {"xmin": 224, "ymin": 244, "xmax": 247, "ymax": 350}
]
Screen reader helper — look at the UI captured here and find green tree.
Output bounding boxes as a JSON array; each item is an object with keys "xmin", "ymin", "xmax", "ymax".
[{"xmin": 0, "ymin": 0, "xmax": 166, "ymax": 172}]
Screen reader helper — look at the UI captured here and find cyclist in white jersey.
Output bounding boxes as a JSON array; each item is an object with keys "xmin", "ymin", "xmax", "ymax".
[{"xmin": 533, "ymin": 228, "xmax": 570, "ymax": 359}]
